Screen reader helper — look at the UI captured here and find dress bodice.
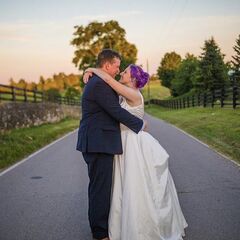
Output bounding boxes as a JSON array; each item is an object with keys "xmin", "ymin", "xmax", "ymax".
[{"xmin": 120, "ymin": 92, "xmax": 144, "ymax": 131}]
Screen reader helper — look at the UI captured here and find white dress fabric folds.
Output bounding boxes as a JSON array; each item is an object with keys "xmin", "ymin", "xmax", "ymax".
[{"xmin": 109, "ymin": 93, "xmax": 188, "ymax": 240}]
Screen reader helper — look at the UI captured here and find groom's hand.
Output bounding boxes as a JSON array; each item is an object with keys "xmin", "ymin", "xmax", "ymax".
[{"xmin": 143, "ymin": 120, "xmax": 148, "ymax": 132}]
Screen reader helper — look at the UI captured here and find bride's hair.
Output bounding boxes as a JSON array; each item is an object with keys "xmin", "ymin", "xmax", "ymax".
[{"xmin": 129, "ymin": 64, "xmax": 149, "ymax": 89}]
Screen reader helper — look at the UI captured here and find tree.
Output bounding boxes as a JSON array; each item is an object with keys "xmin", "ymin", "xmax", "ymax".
[
  {"xmin": 157, "ymin": 52, "xmax": 181, "ymax": 90},
  {"xmin": 28, "ymin": 82, "xmax": 37, "ymax": 91},
  {"xmin": 65, "ymin": 86, "xmax": 80, "ymax": 99},
  {"xmin": 171, "ymin": 54, "xmax": 200, "ymax": 96},
  {"xmin": 198, "ymin": 37, "xmax": 229, "ymax": 91},
  {"xmin": 231, "ymin": 34, "xmax": 240, "ymax": 79},
  {"xmin": 149, "ymin": 74, "xmax": 159, "ymax": 82},
  {"xmin": 67, "ymin": 73, "xmax": 81, "ymax": 88},
  {"xmin": 46, "ymin": 88, "xmax": 61, "ymax": 102},
  {"xmin": 38, "ymin": 76, "xmax": 45, "ymax": 91},
  {"xmin": 44, "ymin": 78, "xmax": 56, "ymax": 90},
  {"xmin": 17, "ymin": 79, "xmax": 27, "ymax": 89},
  {"xmin": 9, "ymin": 78, "xmax": 16, "ymax": 87},
  {"xmin": 71, "ymin": 20, "xmax": 137, "ymax": 75}
]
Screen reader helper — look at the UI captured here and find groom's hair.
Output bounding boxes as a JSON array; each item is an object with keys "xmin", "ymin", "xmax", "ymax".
[{"xmin": 96, "ymin": 49, "xmax": 121, "ymax": 68}]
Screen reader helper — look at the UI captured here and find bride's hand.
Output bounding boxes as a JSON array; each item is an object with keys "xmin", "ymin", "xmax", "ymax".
[{"xmin": 83, "ymin": 71, "xmax": 93, "ymax": 84}]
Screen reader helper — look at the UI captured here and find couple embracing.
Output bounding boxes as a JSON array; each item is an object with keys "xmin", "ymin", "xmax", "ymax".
[{"xmin": 76, "ymin": 49, "xmax": 187, "ymax": 240}]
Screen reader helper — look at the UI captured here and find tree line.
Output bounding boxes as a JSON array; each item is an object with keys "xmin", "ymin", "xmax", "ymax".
[
  {"xmin": 71, "ymin": 20, "xmax": 240, "ymax": 98},
  {"xmin": 157, "ymin": 35, "xmax": 240, "ymax": 97},
  {"xmin": 3, "ymin": 20, "xmax": 240, "ymax": 100},
  {"xmin": 4, "ymin": 20, "xmax": 137, "ymax": 99},
  {"xmin": 6, "ymin": 73, "xmax": 81, "ymax": 99}
]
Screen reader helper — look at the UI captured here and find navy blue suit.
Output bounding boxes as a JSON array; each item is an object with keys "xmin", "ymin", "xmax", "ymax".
[{"xmin": 76, "ymin": 74, "xmax": 143, "ymax": 239}]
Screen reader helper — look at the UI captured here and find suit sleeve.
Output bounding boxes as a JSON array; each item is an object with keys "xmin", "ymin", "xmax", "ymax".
[{"xmin": 94, "ymin": 80, "xmax": 143, "ymax": 133}]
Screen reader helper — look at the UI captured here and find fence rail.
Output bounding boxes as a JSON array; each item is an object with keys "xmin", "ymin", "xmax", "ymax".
[
  {"xmin": 0, "ymin": 84, "xmax": 81, "ymax": 106},
  {"xmin": 147, "ymin": 79, "xmax": 240, "ymax": 109}
]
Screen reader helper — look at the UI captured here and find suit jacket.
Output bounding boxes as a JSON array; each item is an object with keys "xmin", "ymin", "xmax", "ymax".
[{"xmin": 76, "ymin": 74, "xmax": 143, "ymax": 154}]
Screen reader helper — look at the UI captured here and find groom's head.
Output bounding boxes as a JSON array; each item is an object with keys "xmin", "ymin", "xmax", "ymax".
[{"xmin": 96, "ymin": 49, "xmax": 121, "ymax": 78}]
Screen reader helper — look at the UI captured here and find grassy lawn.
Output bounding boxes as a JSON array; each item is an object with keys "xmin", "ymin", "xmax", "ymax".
[
  {"xmin": 142, "ymin": 80, "xmax": 171, "ymax": 100},
  {"xmin": 145, "ymin": 105, "xmax": 240, "ymax": 164},
  {"xmin": 0, "ymin": 117, "xmax": 79, "ymax": 170}
]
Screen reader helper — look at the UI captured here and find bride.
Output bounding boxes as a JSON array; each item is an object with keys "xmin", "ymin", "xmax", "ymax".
[{"xmin": 84, "ymin": 64, "xmax": 188, "ymax": 240}]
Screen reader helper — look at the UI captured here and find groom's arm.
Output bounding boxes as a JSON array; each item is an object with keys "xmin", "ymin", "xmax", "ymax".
[{"xmin": 94, "ymin": 80, "xmax": 143, "ymax": 133}]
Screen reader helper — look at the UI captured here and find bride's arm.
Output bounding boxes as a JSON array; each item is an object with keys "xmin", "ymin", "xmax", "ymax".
[{"xmin": 86, "ymin": 68, "xmax": 140, "ymax": 103}]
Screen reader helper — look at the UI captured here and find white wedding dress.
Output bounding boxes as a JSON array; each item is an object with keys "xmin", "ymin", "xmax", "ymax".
[{"xmin": 108, "ymin": 93, "xmax": 188, "ymax": 240}]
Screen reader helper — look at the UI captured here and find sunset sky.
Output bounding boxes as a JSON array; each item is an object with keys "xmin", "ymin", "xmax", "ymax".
[{"xmin": 0, "ymin": 0, "xmax": 240, "ymax": 84}]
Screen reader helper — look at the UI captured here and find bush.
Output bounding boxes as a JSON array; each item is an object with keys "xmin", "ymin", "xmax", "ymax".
[{"xmin": 45, "ymin": 88, "xmax": 61, "ymax": 101}]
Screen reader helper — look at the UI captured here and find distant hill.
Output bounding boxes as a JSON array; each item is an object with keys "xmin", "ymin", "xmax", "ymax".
[{"xmin": 142, "ymin": 80, "xmax": 171, "ymax": 100}]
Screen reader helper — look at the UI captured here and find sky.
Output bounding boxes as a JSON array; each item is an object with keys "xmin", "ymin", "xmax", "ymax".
[{"xmin": 0, "ymin": 0, "xmax": 240, "ymax": 84}]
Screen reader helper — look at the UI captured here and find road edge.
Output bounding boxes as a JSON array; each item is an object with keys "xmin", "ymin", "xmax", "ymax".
[
  {"xmin": 0, "ymin": 128, "xmax": 79, "ymax": 177},
  {"xmin": 146, "ymin": 114, "xmax": 240, "ymax": 168}
]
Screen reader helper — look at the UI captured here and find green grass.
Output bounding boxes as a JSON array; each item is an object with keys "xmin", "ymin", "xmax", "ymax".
[
  {"xmin": 0, "ymin": 117, "xmax": 79, "ymax": 170},
  {"xmin": 142, "ymin": 80, "xmax": 171, "ymax": 100},
  {"xmin": 146, "ymin": 105, "xmax": 240, "ymax": 163}
]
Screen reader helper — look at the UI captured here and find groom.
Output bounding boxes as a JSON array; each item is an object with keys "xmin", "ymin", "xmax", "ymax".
[{"xmin": 76, "ymin": 49, "xmax": 145, "ymax": 240}]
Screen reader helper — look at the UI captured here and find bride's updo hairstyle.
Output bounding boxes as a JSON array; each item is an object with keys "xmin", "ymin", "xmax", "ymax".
[{"xmin": 129, "ymin": 64, "xmax": 150, "ymax": 89}]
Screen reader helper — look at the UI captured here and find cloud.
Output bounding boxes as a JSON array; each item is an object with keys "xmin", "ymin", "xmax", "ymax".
[
  {"xmin": 73, "ymin": 10, "xmax": 142, "ymax": 21},
  {"xmin": 0, "ymin": 10, "xmax": 143, "ymax": 42},
  {"xmin": 0, "ymin": 20, "xmax": 61, "ymax": 42}
]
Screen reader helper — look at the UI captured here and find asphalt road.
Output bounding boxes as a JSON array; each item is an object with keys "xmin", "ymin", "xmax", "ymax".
[{"xmin": 0, "ymin": 114, "xmax": 239, "ymax": 240}]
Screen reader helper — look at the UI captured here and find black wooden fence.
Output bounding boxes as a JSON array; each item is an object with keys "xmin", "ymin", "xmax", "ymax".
[
  {"xmin": 0, "ymin": 84, "xmax": 81, "ymax": 106},
  {"xmin": 147, "ymin": 79, "xmax": 240, "ymax": 109}
]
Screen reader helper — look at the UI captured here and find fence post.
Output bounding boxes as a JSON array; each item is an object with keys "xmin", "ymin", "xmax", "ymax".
[
  {"xmin": 211, "ymin": 89, "xmax": 215, "ymax": 108},
  {"xmin": 33, "ymin": 90, "xmax": 37, "ymax": 102},
  {"xmin": 187, "ymin": 96, "xmax": 190, "ymax": 108},
  {"xmin": 220, "ymin": 88, "xmax": 225, "ymax": 108},
  {"xmin": 183, "ymin": 97, "xmax": 186, "ymax": 108},
  {"xmin": 192, "ymin": 95, "xmax": 195, "ymax": 107},
  {"xmin": 232, "ymin": 79, "xmax": 237, "ymax": 109},
  {"xmin": 24, "ymin": 88, "xmax": 27, "ymax": 102},
  {"xmin": 203, "ymin": 92, "xmax": 207, "ymax": 107},
  {"xmin": 11, "ymin": 86, "xmax": 16, "ymax": 101},
  {"xmin": 198, "ymin": 93, "xmax": 200, "ymax": 106}
]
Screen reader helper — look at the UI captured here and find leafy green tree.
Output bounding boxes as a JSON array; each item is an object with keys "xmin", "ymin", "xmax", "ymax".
[
  {"xmin": 71, "ymin": 20, "xmax": 137, "ymax": 75},
  {"xmin": 65, "ymin": 86, "xmax": 80, "ymax": 99},
  {"xmin": 171, "ymin": 54, "xmax": 200, "ymax": 96},
  {"xmin": 157, "ymin": 52, "xmax": 181, "ymax": 90},
  {"xmin": 231, "ymin": 34, "xmax": 240, "ymax": 79},
  {"xmin": 46, "ymin": 88, "xmax": 61, "ymax": 101},
  {"xmin": 198, "ymin": 37, "xmax": 229, "ymax": 91}
]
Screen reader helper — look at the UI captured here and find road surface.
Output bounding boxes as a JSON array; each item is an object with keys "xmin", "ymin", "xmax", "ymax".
[{"xmin": 0, "ymin": 114, "xmax": 239, "ymax": 240}]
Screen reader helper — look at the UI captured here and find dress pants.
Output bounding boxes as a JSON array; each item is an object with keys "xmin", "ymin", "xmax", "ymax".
[{"xmin": 82, "ymin": 152, "xmax": 114, "ymax": 239}]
